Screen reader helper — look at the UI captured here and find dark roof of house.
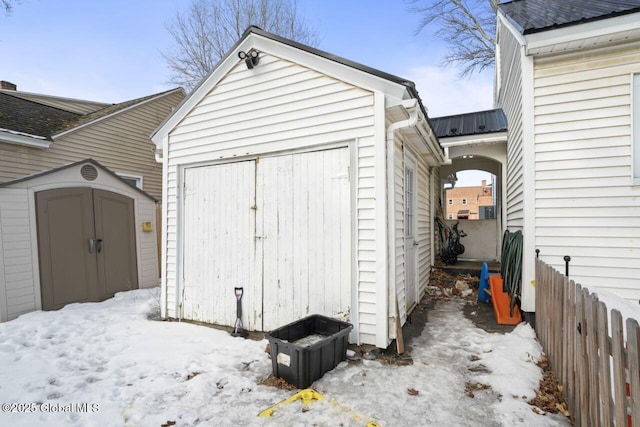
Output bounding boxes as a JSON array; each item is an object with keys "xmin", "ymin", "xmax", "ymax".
[
  {"xmin": 0, "ymin": 92, "xmax": 81, "ymax": 137},
  {"xmin": 499, "ymin": 0, "xmax": 640, "ymax": 34},
  {"xmin": 430, "ymin": 109, "xmax": 508, "ymax": 138},
  {"xmin": 0, "ymin": 88, "xmax": 183, "ymax": 140}
]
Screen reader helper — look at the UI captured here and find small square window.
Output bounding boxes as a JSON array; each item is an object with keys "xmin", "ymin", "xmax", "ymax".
[
  {"xmin": 117, "ymin": 173, "xmax": 143, "ymax": 189},
  {"xmin": 448, "ymin": 214, "xmax": 453, "ymax": 219},
  {"xmin": 462, "ymin": 198, "xmax": 467, "ymax": 205},
  {"xmin": 448, "ymin": 199, "xmax": 453, "ymax": 205}
]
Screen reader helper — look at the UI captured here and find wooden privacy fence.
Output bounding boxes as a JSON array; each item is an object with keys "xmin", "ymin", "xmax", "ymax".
[{"xmin": 535, "ymin": 258, "xmax": 640, "ymax": 426}]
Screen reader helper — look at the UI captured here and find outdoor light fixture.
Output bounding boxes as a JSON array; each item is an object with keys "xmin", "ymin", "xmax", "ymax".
[{"xmin": 238, "ymin": 50, "xmax": 260, "ymax": 69}]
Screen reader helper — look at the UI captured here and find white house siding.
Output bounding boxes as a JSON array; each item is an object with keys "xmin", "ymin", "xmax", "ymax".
[
  {"xmin": 533, "ymin": 44, "xmax": 640, "ymax": 302},
  {"xmin": 390, "ymin": 135, "xmax": 432, "ymax": 331},
  {"xmin": 497, "ymin": 19, "xmax": 526, "ymax": 232},
  {"xmin": 416, "ymin": 152, "xmax": 432, "ymax": 297},
  {"xmin": 164, "ymin": 54, "xmax": 380, "ymax": 344},
  {"xmin": 135, "ymin": 198, "xmax": 160, "ymax": 289},
  {"xmin": 393, "ymin": 138, "xmax": 406, "ymax": 323},
  {"xmin": 0, "ymin": 189, "xmax": 37, "ymax": 321}
]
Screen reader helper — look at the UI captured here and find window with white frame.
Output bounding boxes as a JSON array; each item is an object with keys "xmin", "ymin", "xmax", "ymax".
[
  {"xmin": 462, "ymin": 198, "xmax": 467, "ymax": 205},
  {"xmin": 448, "ymin": 199, "xmax": 453, "ymax": 205},
  {"xmin": 117, "ymin": 173, "xmax": 143, "ymax": 189},
  {"xmin": 634, "ymin": 73, "xmax": 640, "ymax": 185}
]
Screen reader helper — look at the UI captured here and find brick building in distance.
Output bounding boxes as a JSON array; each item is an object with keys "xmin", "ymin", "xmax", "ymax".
[{"xmin": 445, "ymin": 179, "xmax": 495, "ymax": 220}]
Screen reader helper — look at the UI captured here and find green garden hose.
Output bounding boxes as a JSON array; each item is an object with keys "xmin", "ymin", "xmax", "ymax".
[{"xmin": 500, "ymin": 229, "xmax": 523, "ymax": 316}]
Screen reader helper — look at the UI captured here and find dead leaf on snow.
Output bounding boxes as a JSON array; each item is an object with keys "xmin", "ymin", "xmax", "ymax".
[
  {"xmin": 257, "ymin": 375, "xmax": 296, "ymax": 390},
  {"xmin": 186, "ymin": 372, "xmax": 201, "ymax": 381},
  {"xmin": 408, "ymin": 388, "xmax": 419, "ymax": 396},
  {"xmin": 527, "ymin": 356, "xmax": 571, "ymax": 418}
]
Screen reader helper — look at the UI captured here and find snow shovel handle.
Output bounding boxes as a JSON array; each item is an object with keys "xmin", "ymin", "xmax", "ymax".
[{"xmin": 234, "ymin": 287, "xmax": 243, "ymax": 319}]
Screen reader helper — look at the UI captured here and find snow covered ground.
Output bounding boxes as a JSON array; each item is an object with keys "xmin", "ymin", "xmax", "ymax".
[{"xmin": 0, "ymin": 288, "xmax": 571, "ymax": 426}]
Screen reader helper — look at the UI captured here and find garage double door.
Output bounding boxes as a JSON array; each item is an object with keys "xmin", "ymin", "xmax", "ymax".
[
  {"xmin": 182, "ymin": 148, "xmax": 351, "ymax": 331},
  {"xmin": 36, "ymin": 188, "xmax": 138, "ymax": 310}
]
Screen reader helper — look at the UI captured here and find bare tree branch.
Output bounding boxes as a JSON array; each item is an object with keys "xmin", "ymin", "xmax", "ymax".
[
  {"xmin": 3, "ymin": 0, "xmax": 18, "ymax": 13},
  {"xmin": 163, "ymin": 0, "xmax": 318, "ymax": 90},
  {"xmin": 408, "ymin": 0, "xmax": 499, "ymax": 77}
]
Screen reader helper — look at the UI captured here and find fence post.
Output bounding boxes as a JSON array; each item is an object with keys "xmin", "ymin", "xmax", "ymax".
[{"xmin": 564, "ymin": 255, "xmax": 571, "ymax": 277}]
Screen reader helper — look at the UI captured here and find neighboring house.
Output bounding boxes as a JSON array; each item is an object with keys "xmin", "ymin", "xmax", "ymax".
[
  {"xmin": 0, "ymin": 83, "xmax": 185, "ymax": 199},
  {"xmin": 0, "ymin": 85, "xmax": 185, "ymax": 322},
  {"xmin": 445, "ymin": 180, "xmax": 494, "ymax": 220},
  {"xmin": 495, "ymin": 0, "xmax": 640, "ymax": 310},
  {"xmin": 152, "ymin": 26, "xmax": 446, "ymax": 348}
]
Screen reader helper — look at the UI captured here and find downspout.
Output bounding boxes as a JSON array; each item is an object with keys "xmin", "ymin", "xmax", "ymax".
[
  {"xmin": 154, "ymin": 147, "xmax": 163, "ymax": 163},
  {"xmin": 386, "ymin": 98, "xmax": 419, "ymax": 341}
]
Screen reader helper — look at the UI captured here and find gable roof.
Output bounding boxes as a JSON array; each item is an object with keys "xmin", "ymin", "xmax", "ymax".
[
  {"xmin": 0, "ymin": 158, "xmax": 158, "ymax": 202},
  {"xmin": 499, "ymin": 0, "xmax": 640, "ymax": 34},
  {"xmin": 431, "ymin": 109, "xmax": 508, "ymax": 138},
  {"xmin": 152, "ymin": 26, "xmax": 431, "ymax": 144},
  {"xmin": 0, "ymin": 88, "xmax": 184, "ymax": 147}
]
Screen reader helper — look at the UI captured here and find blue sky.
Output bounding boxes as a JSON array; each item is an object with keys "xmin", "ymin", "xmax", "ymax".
[{"xmin": 1, "ymin": 0, "xmax": 494, "ymax": 118}]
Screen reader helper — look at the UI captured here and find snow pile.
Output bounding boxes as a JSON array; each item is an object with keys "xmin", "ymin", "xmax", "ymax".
[{"xmin": 0, "ymin": 288, "xmax": 570, "ymax": 426}]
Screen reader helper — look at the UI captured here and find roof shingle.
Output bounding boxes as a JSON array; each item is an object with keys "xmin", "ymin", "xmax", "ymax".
[{"xmin": 0, "ymin": 93, "xmax": 80, "ymax": 138}]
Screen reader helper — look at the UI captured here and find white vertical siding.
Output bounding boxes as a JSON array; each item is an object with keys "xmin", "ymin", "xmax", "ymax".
[
  {"xmin": 165, "ymin": 54, "xmax": 378, "ymax": 344},
  {"xmin": 135, "ymin": 199, "xmax": 159, "ymax": 289},
  {"xmin": 260, "ymin": 149, "xmax": 351, "ymax": 330},
  {"xmin": 497, "ymin": 20, "xmax": 526, "ymax": 232},
  {"xmin": 182, "ymin": 161, "xmax": 257, "ymax": 328},
  {"xmin": 356, "ymin": 134, "xmax": 379, "ymax": 345},
  {"xmin": 165, "ymin": 165, "xmax": 179, "ymax": 318},
  {"xmin": 390, "ymin": 136, "xmax": 432, "ymax": 330},
  {"xmin": 416, "ymin": 152, "xmax": 432, "ymax": 298},
  {"xmin": 0, "ymin": 189, "xmax": 37, "ymax": 320},
  {"xmin": 533, "ymin": 45, "xmax": 640, "ymax": 301},
  {"xmin": 393, "ymin": 139, "xmax": 406, "ymax": 324}
]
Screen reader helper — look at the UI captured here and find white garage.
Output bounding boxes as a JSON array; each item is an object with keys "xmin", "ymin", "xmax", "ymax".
[
  {"xmin": 182, "ymin": 148, "xmax": 351, "ymax": 331},
  {"xmin": 152, "ymin": 26, "xmax": 446, "ymax": 347}
]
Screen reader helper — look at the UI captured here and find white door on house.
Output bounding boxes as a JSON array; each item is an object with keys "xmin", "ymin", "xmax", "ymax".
[
  {"xmin": 404, "ymin": 152, "xmax": 418, "ymax": 312},
  {"xmin": 182, "ymin": 161, "xmax": 260, "ymax": 329},
  {"xmin": 182, "ymin": 147, "xmax": 351, "ymax": 331}
]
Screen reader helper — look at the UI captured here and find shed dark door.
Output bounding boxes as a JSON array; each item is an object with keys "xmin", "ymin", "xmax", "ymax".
[{"xmin": 36, "ymin": 188, "xmax": 138, "ymax": 311}]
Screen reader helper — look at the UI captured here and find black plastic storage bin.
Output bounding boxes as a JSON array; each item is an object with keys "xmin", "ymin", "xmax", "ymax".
[{"xmin": 266, "ymin": 314, "xmax": 353, "ymax": 389}]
